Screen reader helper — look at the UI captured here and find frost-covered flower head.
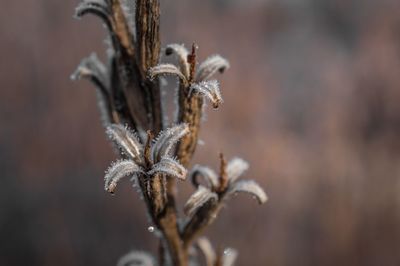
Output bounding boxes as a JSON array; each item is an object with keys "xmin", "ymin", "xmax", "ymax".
[
  {"xmin": 148, "ymin": 43, "xmax": 230, "ymax": 109},
  {"xmin": 184, "ymin": 155, "xmax": 267, "ymax": 217},
  {"xmin": 104, "ymin": 123, "xmax": 189, "ymax": 193}
]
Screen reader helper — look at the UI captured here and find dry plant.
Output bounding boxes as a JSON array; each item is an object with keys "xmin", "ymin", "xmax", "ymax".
[{"xmin": 71, "ymin": 1, "xmax": 267, "ymax": 265}]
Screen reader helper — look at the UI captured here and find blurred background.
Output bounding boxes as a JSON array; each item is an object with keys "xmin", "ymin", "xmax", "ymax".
[{"xmin": 1, "ymin": 0, "xmax": 400, "ymax": 265}]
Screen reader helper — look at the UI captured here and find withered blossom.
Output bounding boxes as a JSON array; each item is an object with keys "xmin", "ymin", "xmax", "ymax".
[
  {"xmin": 105, "ymin": 123, "xmax": 189, "ymax": 194},
  {"xmin": 148, "ymin": 44, "xmax": 229, "ymax": 110},
  {"xmin": 184, "ymin": 156, "xmax": 267, "ymax": 218}
]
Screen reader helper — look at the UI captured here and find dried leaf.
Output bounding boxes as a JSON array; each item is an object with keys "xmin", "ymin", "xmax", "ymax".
[
  {"xmin": 151, "ymin": 124, "xmax": 189, "ymax": 163},
  {"xmin": 71, "ymin": 53, "xmax": 113, "ymax": 126},
  {"xmin": 106, "ymin": 124, "xmax": 143, "ymax": 164},
  {"xmin": 148, "ymin": 64, "xmax": 188, "ymax": 86},
  {"xmin": 104, "ymin": 160, "xmax": 142, "ymax": 194},
  {"xmin": 226, "ymin": 180, "xmax": 268, "ymax": 204},
  {"xmin": 196, "ymin": 55, "xmax": 230, "ymax": 82},
  {"xmin": 148, "ymin": 157, "xmax": 187, "ymax": 180},
  {"xmin": 190, "ymin": 80, "xmax": 223, "ymax": 108},
  {"xmin": 184, "ymin": 186, "xmax": 218, "ymax": 217},
  {"xmin": 196, "ymin": 237, "xmax": 216, "ymax": 266},
  {"xmin": 71, "ymin": 53, "xmax": 109, "ymax": 96},
  {"xmin": 190, "ymin": 165, "xmax": 219, "ymax": 190},
  {"xmin": 75, "ymin": 0, "xmax": 112, "ymax": 31},
  {"xmin": 117, "ymin": 250, "xmax": 155, "ymax": 266},
  {"xmin": 165, "ymin": 43, "xmax": 190, "ymax": 79},
  {"xmin": 222, "ymin": 248, "xmax": 238, "ymax": 266},
  {"xmin": 226, "ymin": 157, "xmax": 249, "ymax": 184},
  {"xmin": 95, "ymin": 89, "xmax": 113, "ymax": 127}
]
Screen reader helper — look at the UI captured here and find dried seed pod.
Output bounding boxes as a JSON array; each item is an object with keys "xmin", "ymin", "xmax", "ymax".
[
  {"xmin": 190, "ymin": 80, "xmax": 223, "ymax": 109},
  {"xmin": 148, "ymin": 64, "xmax": 188, "ymax": 86},
  {"xmin": 106, "ymin": 124, "xmax": 144, "ymax": 164},
  {"xmin": 148, "ymin": 157, "xmax": 187, "ymax": 180},
  {"xmin": 104, "ymin": 160, "xmax": 142, "ymax": 194},
  {"xmin": 151, "ymin": 123, "xmax": 189, "ymax": 163},
  {"xmin": 196, "ymin": 55, "xmax": 230, "ymax": 82},
  {"xmin": 226, "ymin": 180, "xmax": 268, "ymax": 204},
  {"xmin": 184, "ymin": 186, "xmax": 218, "ymax": 217}
]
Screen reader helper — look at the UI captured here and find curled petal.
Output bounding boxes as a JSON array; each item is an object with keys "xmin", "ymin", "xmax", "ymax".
[
  {"xmin": 226, "ymin": 180, "xmax": 268, "ymax": 204},
  {"xmin": 71, "ymin": 53, "xmax": 109, "ymax": 96},
  {"xmin": 148, "ymin": 64, "xmax": 188, "ymax": 86},
  {"xmin": 165, "ymin": 43, "xmax": 190, "ymax": 79},
  {"xmin": 106, "ymin": 124, "xmax": 143, "ymax": 164},
  {"xmin": 148, "ymin": 157, "xmax": 187, "ymax": 180},
  {"xmin": 226, "ymin": 157, "xmax": 249, "ymax": 184},
  {"xmin": 222, "ymin": 248, "xmax": 238, "ymax": 266},
  {"xmin": 104, "ymin": 160, "xmax": 142, "ymax": 194},
  {"xmin": 190, "ymin": 165, "xmax": 219, "ymax": 190},
  {"xmin": 190, "ymin": 80, "xmax": 223, "ymax": 109},
  {"xmin": 71, "ymin": 53, "xmax": 113, "ymax": 125},
  {"xmin": 75, "ymin": 0, "xmax": 112, "ymax": 31},
  {"xmin": 196, "ymin": 237, "xmax": 216, "ymax": 266},
  {"xmin": 196, "ymin": 55, "xmax": 230, "ymax": 82},
  {"xmin": 184, "ymin": 186, "xmax": 218, "ymax": 217},
  {"xmin": 117, "ymin": 250, "xmax": 155, "ymax": 266},
  {"xmin": 151, "ymin": 124, "xmax": 189, "ymax": 163}
]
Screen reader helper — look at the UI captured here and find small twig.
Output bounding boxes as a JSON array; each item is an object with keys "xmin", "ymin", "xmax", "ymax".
[
  {"xmin": 188, "ymin": 43, "xmax": 198, "ymax": 83},
  {"xmin": 217, "ymin": 153, "xmax": 228, "ymax": 193}
]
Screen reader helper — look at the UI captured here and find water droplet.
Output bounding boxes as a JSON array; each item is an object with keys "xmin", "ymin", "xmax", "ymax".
[
  {"xmin": 223, "ymin": 249, "xmax": 230, "ymax": 255},
  {"xmin": 147, "ymin": 226, "xmax": 155, "ymax": 233}
]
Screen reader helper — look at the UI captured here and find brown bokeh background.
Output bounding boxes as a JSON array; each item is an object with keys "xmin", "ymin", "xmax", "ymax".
[{"xmin": 1, "ymin": 0, "xmax": 400, "ymax": 265}]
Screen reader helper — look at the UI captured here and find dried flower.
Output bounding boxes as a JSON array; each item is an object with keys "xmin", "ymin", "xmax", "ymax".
[
  {"xmin": 186, "ymin": 157, "xmax": 268, "ymax": 215},
  {"xmin": 104, "ymin": 123, "xmax": 189, "ymax": 194},
  {"xmin": 149, "ymin": 43, "xmax": 229, "ymax": 110},
  {"xmin": 72, "ymin": 1, "xmax": 267, "ymax": 265}
]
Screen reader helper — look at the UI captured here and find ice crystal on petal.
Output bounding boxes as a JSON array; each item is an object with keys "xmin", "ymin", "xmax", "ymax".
[{"xmin": 222, "ymin": 248, "xmax": 238, "ymax": 266}]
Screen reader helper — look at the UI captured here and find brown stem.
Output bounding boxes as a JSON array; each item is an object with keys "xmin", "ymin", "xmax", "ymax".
[
  {"xmin": 175, "ymin": 44, "xmax": 203, "ymax": 167},
  {"xmin": 217, "ymin": 153, "xmax": 228, "ymax": 193},
  {"xmin": 136, "ymin": 0, "xmax": 163, "ymax": 133},
  {"xmin": 158, "ymin": 198, "xmax": 188, "ymax": 266},
  {"xmin": 182, "ymin": 201, "xmax": 221, "ymax": 248},
  {"xmin": 214, "ymin": 247, "xmax": 223, "ymax": 266}
]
